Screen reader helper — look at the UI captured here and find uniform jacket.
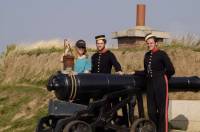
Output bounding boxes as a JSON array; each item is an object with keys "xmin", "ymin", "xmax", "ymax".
[
  {"xmin": 91, "ymin": 50, "xmax": 122, "ymax": 73},
  {"xmin": 144, "ymin": 49, "xmax": 175, "ymax": 79}
]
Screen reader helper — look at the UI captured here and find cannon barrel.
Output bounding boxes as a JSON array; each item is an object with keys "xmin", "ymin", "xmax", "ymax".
[{"xmin": 47, "ymin": 71, "xmax": 200, "ymax": 101}]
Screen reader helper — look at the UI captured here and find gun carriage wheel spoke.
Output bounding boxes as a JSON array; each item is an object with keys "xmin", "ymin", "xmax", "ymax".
[
  {"xmin": 63, "ymin": 120, "xmax": 92, "ymax": 132},
  {"xmin": 130, "ymin": 118, "xmax": 156, "ymax": 132}
]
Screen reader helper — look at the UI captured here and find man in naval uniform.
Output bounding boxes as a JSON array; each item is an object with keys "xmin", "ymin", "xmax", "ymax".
[
  {"xmin": 91, "ymin": 35, "xmax": 122, "ymax": 74},
  {"xmin": 144, "ymin": 33, "xmax": 175, "ymax": 132},
  {"xmin": 91, "ymin": 35, "xmax": 128, "ymax": 127}
]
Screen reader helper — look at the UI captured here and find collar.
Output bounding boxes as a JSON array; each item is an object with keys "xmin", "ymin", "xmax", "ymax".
[
  {"xmin": 78, "ymin": 55, "xmax": 86, "ymax": 59},
  {"xmin": 151, "ymin": 47, "xmax": 159, "ymax": 53},
  {"xmin": 98, "ymin": 48, "xmax": 108, "ymax": 54}
]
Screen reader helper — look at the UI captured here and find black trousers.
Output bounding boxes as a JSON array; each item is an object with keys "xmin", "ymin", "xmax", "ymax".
[{"xmin": 146, "ymin": 75, "xmax": 168, "ymax": 132}]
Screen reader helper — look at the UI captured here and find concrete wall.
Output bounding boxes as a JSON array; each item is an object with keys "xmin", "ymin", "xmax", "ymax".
[
  {"xmin": 117, "ymin": 37, "xmax": 164, "ymax": 48},
  {"xmin": 118, "ymin": 37, "xmax": 144, "ymax": 48},
  {"xmin": 169, "ymin": 100, "xmax": 200, "ymax": 131}
]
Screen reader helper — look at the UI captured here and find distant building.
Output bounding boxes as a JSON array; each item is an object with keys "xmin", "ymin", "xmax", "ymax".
[{"xmin": 112, "ymin": 4, "xmax": 170, "ymax": 48}]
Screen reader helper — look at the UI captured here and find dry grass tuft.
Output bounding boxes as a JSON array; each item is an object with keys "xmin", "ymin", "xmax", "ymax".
[
  {"xmin": 170, "ymin": 34, "xmax": 200, "ymax": 47},
  {"xmin": 17, "ymin": 39, "xmax": 64, "ymax": 51}
]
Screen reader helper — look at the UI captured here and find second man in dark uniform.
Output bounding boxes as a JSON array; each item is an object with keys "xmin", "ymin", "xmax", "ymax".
[
  {"xmin": 91, "ymin": 35, "xmax": 127, "ymax": 126},
  {"xmin": 144, "ymin": 33, "xmax": 175, "ymax": 132}
]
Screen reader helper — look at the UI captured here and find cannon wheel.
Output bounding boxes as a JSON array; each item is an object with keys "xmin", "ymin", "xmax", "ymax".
[
  {"xmin": 130, "ymin": 118, "xmax": 156, "ymax": 132},
  {"xmin": 54, "ymin": 117, "xmax": 72, "ymax": 132},
  {"xmin": 63, "ymin": 120, "xmax": 92, "ymax": 132},
  {"xmin": 36, "ymin": 116, "xmax": 54, "ymax": 132}
]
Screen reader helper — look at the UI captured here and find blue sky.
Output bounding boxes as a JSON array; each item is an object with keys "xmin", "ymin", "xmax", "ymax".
[{"xmin": 1, "ymin": 0, "xmax": 200, "ymax": 52}]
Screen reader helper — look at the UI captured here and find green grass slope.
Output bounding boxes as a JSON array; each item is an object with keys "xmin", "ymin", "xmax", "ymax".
[{"xmin": 0, "ymin": 84, "xmax": 53, "ymax": 132}]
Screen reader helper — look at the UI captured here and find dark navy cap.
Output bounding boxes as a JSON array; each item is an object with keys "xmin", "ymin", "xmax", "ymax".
[{"xmin": 75, "ymin": 40, "xmax": 86, "ymax": 48}]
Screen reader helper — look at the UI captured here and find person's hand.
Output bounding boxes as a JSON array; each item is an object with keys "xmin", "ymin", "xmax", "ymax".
[
  {"xmin": 84, "ymin": 70, "xmax": 91, "ymax": 73},
  {"xmin": 60, "ymin": 53, "xmax": 64, "ymax": 62},
  {"xmin": 127, "ymin": 71, "xmax": 135, "ymax": 75},
  {"xmin": 68, "ymin": 71, "xmax": 78, "ymax": 75},
  {"xmin": 116, "ymin": 71, "xmax": 124, "ymax": 75}
]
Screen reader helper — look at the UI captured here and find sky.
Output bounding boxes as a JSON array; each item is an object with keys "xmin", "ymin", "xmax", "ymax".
[{"xmin": 1, "ymin": 0, "xmax": 200, "ymax": 52}]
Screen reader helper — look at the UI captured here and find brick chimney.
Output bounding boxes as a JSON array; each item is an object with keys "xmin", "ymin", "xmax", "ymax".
[{"xmin": 136, "ymin": 4, "xmax": 146, "ymax": 26}]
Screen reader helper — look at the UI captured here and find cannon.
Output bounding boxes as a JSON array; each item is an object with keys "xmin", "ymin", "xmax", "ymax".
[{"xmin": 36, "ymin": 71, "xmax": 200, "ymax": 132}]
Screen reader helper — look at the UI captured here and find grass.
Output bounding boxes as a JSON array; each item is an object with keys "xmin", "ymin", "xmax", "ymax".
[
  {"xmin": 192, "ymin": 47, "xmax": 200, "ymax": 52},
  {"xmin": 18, "ymin": 47, "xmax": 63, "ymax": 56},
  {"xmin": 0, "ymin": 62, "xmax": 4, "ymax": 82},
  {"xmin": 3, "ymin": 106, "xmax": 47, "ymax": 132},
  {"xmin": 17, "ymin": 76, "xmax": 49, "ymax": 86},
  {"xmin": 0, "ymin": 84, "xmax": 49, "ymax": 132},
  {"xmin": 5, "ymin": 44, "xmax": 17, "ymax": 56},
  {"xmin": 0, "ymin": 96, "xmax": 30, "ymax": 127}
]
